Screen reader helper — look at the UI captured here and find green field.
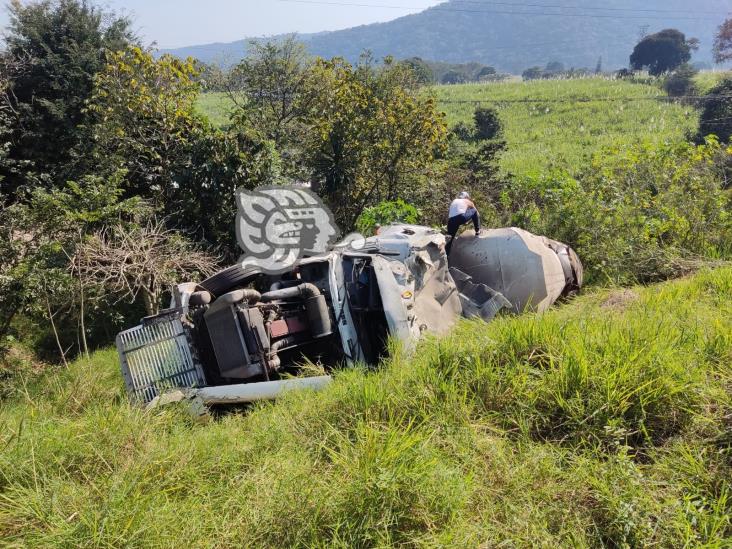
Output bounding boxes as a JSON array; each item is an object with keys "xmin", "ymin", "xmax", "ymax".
[
  {"xmin": 198, "ymin": 91, "xmax": 233, "ymax": 128},
  {"xmin": 433, "ymin": 77, "xmax": 698, "ymax": 177},
  {"xmin": 2, "ymin": 268, "xmax": 731, "ymax": 546},
  {"xmin": 198, "ymin": 76, "xmax": 703, "ymax": 178},
  {"xmin": 695, "ymin": 70, "xmax": 732, "ymax": 94}
]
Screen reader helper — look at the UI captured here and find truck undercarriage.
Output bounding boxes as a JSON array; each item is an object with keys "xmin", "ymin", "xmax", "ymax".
[{"xmin": 117, "ymin": 225, "xmax": 582, "ymax": 408}]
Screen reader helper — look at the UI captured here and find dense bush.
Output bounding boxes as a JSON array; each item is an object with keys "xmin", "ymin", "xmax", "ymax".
[
  {"xmin": 495, "ymin": 138, "xmax": 731, "ymax": 284},
  {"xmin": 355, "ymin": 199, "xmax": 420, "ymax": 235},
  {"xmin": 473, "ymin": 106, "xmax": 503, "ymax": 141},
  {"xmin": 0, "ymin": 172, "xmax": 148, "ymax": 357}
]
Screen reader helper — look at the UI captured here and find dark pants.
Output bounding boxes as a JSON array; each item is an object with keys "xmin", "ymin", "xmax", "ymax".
[{"xmin": 446, "ymin": 208, "xmax": 480, "ymax": 255}]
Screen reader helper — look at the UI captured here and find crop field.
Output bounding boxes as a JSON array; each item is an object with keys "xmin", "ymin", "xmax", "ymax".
[
  {"xmin": 198, "ymin": 92, "xmax": 232, "ymax": 128},
  {"xmin": 2, "ymin": 267, "xmax": 731, "ymax": 546},
  {"xmin": 198, "ymin": 76, "xmax": 709, "ymax": 178},
  {"xmin": 433, "ymin": 77, "xmax": 698, "ymax": 177}
]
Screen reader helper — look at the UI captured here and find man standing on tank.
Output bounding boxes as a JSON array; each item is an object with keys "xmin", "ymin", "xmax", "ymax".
[{"xmin": 446, "ymin": 191, "xmax": 480, "ymax": 255}]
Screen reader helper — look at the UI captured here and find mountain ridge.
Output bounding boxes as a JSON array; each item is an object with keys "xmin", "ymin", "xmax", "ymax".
[{"xmin": 160, "ymin": 0, "xmax": 729, "ymax": 73}]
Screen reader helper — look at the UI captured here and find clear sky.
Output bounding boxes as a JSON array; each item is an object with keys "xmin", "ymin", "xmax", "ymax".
[{"xmin": 0, "ymin": 0, "xmax": 443, "ymax": 49}]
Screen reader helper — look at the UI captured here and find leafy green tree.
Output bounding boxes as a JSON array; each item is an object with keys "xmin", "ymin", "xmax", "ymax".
[
  {"xmin": 305, "ymin": 57, "xmax": 447, "ymax": 229},
  {"xmin": 0, "ymin": 0, "xmax": 135, "ymax": 197},
  {"xmin": 630, "ymin": 29, "xmax": 696, "ymax": 76},
  {"xmin": 174, "ymin": 127, "xmax": 281, "ymax": 250},
  {"xmin": 477, "ymin": 66, "xmax": 497, "ymax": 81},
  {"xmin": 224, "ymin": 37, "xmax": 320, "ymax": 183},
  {"xmin": 87, "ymin": 48, "xmax": 203, "ymax": 202},
  {"xmin": 226, "ymin": 37, "xmax": 317, "ymax": 147},
  {"xmin": 400, "ymin": 57, "xmax": 434, "ymax": 85},
  {"xmin": 88, "ymin": 47, "xmax": 281, "ymax": 254}
]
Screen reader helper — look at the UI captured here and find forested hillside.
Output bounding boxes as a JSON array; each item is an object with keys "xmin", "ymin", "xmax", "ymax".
[{"xmin": 162, "ymin": 0, "xmax": 729, "ymax": 72}]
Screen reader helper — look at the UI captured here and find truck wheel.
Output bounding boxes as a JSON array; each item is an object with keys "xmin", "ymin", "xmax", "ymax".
[{"xmin": 200, "ymin": 264, "xmax": 262, "ymax": 297}]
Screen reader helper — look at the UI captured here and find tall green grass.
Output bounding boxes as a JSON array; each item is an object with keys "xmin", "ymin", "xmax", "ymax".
[
  {"xmin": 1, "ymin": 268, "xmax": 730, "ymax": 547},
  {"xmin": 432, "ymin": 77, "xmax": 698, "ymax": 177}
]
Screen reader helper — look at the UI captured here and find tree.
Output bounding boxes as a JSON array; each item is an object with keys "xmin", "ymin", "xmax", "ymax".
[
  {"xmin": 305, "ymin": 57, "xmax": 447, "ymax": 229},
  {"xmin": 630, "ymin": 29, "xmax": 696, "ymax": 76},
  {"xmin": 225, "ymin": 37, "xmax": 317, "ymax": 148},
  {"xmin": 88, "ymin": 47, "xmax": 280, "ymax": 253},
  {"xmin": 545, "ymin": 61, "xmax": 565, "ymax": 75},
  {"xmin": 713, "ymin": 18, "xmax": 732, "ymax": 64},
  {"xmin": 400, "ymin": 57, "xmax": 434, "ymax": 85},
  {"xmin": 698, "ymin": 78, "xmax": 732, "ymax": 143},
  {"xmin": 522, "ymin": 67, "xmax": 544, "ymax": 81},
  {"xmin": 473, "ymin": 107, "xmax": 503, "ymax": 141},
  {"xmin": 0, "ymin": 56, "xmax": 24, "ymax": 189},
  {"xmin": 87, "ymin": 48, "xmax": 203, "ymax": 203},
  {"xmin": 441, "ymin": 70, "xmax": 465, "ymax": 85},
  {"xmin": 0, "ymin": 0, "xmax": 136, "ymax": 197},
  {"xmin": 476, "ymin": 66, "xmax": 497, "ymax": 81}
]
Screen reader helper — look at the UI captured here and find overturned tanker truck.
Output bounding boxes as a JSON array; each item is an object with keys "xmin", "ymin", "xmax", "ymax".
[{"xmin": 117, "ymin": 225, "xmax": 582, "ymax": 409}]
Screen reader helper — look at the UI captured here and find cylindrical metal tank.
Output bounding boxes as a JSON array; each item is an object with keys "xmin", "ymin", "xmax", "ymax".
[{"xmin": 449, "ymin": 228, "xmax": 570, "ymax": 314}]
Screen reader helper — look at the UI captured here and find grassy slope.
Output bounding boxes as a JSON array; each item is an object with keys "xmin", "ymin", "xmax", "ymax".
[
  {"xmin": 2, "ymin": 268, "xmax": 731, "ymax": 547},
  {"xmin": 198, "ymin": 77, "xmax": 700, "ymax": 178}
]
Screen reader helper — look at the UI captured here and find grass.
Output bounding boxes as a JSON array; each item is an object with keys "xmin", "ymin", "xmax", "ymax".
[
  {"xmin": 198, "ymin": 76, "xmax": 701, "ymax": 178},
  {"xmin": 695, "ymin": 70, "xmax": 732, "ymax": 95},
  {"xmin": 198, "ymin": 92, "xmax": 234, "ymax": 128},
  {"xmin": 2, "ymin": 267, "xmax": 731, "ymax": 547},
  {"xmin": 432, "ymin": 77, "xmax": 698, "ymax": 177}
]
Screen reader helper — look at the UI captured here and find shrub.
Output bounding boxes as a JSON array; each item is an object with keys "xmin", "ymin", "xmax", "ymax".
[
  {"xmin": 356, "ymin": 199, "xmax": 420, "ymax": 235},
  {"xmin": 663, "ymin": 63, "xmax": 698, "ymax": 98},
  {"xmin": 473, "ymin": 106, "xmax": 503, "ymax": 140},
  {"xmin": 495, "ymin": 139, "xmax": 732, "ymax": 284},
  {"xmin": 698, "ymin": 78, "xmax": 732, "ymax": 144},
  {"xmin": 522, "ymin": 66, "xmax": 544, "ymax": 81}
]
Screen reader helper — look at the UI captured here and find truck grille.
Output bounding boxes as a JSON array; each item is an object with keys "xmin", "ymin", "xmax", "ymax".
[{"xmin": 116, "ymin": 316, "xmax": 205, "ymax": 405}]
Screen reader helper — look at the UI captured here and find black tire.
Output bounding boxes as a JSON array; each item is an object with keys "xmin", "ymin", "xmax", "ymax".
[{"xmin": 200, "ymin": 264, "xmax": 263, "ymax": 297}]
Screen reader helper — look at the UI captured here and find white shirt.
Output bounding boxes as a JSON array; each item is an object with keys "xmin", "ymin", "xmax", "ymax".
[{"xmin": 449, "ymin": 198, "xmax": 472, "ymax": 218}]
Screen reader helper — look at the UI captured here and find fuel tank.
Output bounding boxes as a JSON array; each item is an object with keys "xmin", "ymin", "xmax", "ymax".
[{"xmin": 448, "ymin": 227, "xmax": 581, "ymax": 314}]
